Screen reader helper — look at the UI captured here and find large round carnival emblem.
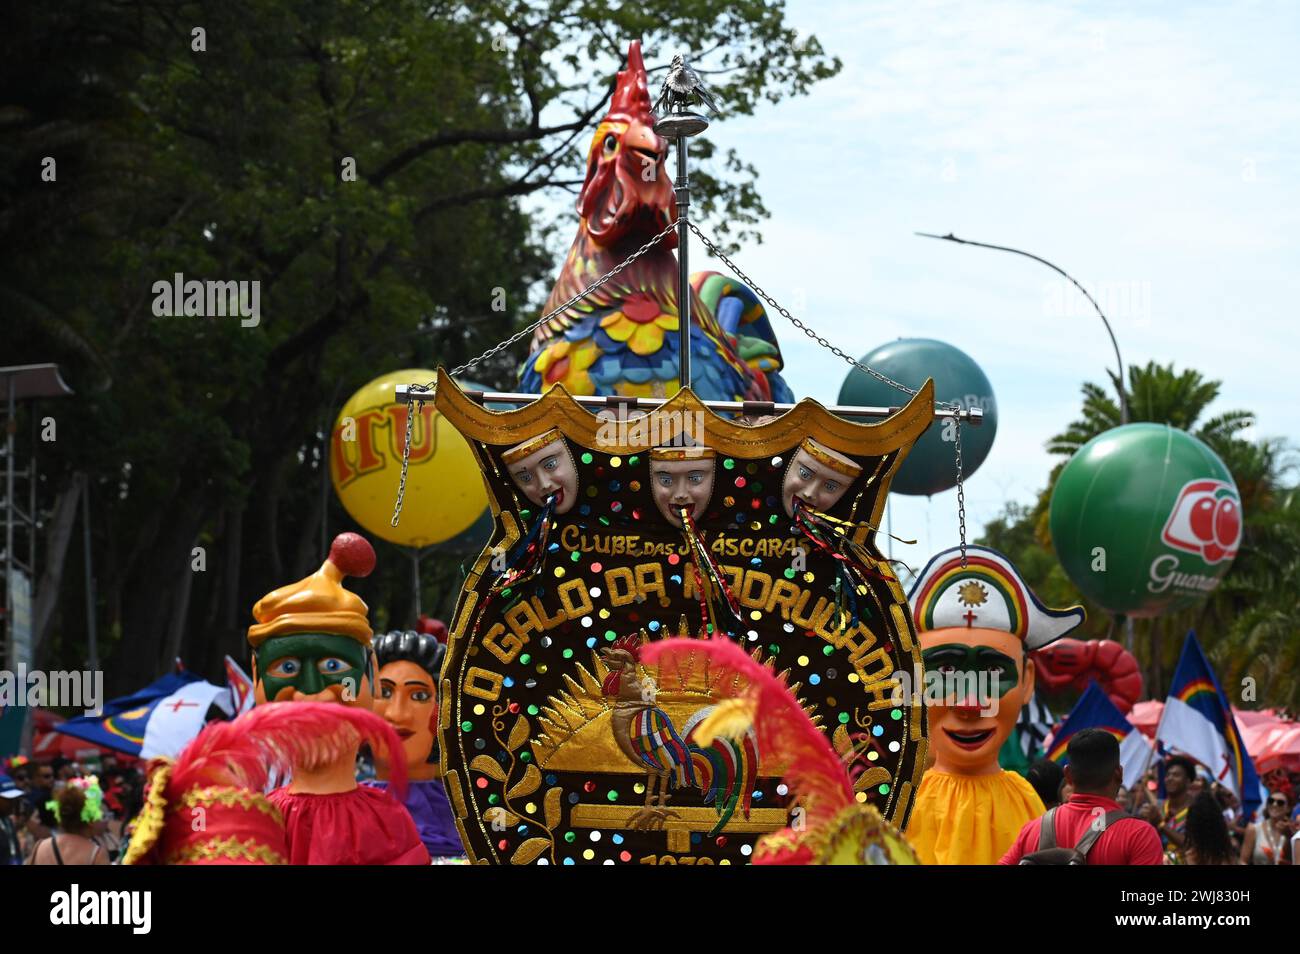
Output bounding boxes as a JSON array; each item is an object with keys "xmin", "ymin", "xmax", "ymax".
[{"xmin": 427, "ymin": 372, "xmax": 934, "ymax": 864}]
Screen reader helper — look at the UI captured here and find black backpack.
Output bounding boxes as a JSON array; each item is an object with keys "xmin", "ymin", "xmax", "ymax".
[{"xmin": 1018, "ymin": 807, "xmax": 1129, "ymax": 865}]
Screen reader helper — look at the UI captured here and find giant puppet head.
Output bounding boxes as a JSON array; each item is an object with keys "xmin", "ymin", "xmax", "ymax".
[
  {"xmin": 577, "ymin": 40, "xmax": 676, "ymax": 248},
  {"xmin": 248, "ymin": 533, "xmax": 378, "ymax": 711},
  {"xmin": 372, "ymin": 629, "xmax": 447, "ymax": 782},
  {"xmin": 908, "ymin": 545, "xmax": 1084, "ymax": 776}
]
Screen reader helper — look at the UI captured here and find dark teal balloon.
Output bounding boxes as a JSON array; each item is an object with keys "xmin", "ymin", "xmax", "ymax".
[{"xmin": 837, "ymin": 339, "xmax": 997, "ymax": 496}]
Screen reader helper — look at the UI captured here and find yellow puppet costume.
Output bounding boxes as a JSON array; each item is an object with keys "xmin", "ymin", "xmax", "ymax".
[
  {"xmin": 905, "ymin": 545, "xmax": 1084, "ymax": 865},
  {"xmin": 909, "ymin": 770, "xmax": 1044, "ymax": 865}
]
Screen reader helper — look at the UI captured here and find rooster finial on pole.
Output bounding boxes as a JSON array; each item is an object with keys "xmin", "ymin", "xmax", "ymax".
[{"xmin": 652, "ymin": 49, "xmax": 717, "ymax": 392}]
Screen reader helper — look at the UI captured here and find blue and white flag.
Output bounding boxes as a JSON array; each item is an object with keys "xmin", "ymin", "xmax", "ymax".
[
  {"xmin": 1155, "ymin": 631, "xmax": 1263, "ymax": 818},
  {"xmin": 55, "ymin": 670, "xmax": 233, "ymax": 759},
  {"xmin": 1047, "ymin": 681, "xmax": 1151, "ymax": 789}
]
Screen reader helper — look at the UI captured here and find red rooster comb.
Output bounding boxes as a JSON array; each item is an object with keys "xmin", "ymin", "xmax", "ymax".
[
  {"xmin": 606, "ymin": 40, "xmax": 652, "ymax": 123},
  {"xmin": 609, "ymin": 631, "xmax": 642, "ymax": 659}
]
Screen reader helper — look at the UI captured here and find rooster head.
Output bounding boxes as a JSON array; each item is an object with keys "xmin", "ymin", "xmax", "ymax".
[{"xmin": 577, "ymin": 40, "xmax": 676, "ymax": 248}]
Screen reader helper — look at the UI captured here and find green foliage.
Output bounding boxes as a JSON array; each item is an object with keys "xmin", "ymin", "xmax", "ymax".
[
  {"xmin": 978, "ymin": 362, "xmax": 1300, "ymax": 709},
  {"xmin": 1, "ymin": 0, "xmax": 838, "ymax": 689}
]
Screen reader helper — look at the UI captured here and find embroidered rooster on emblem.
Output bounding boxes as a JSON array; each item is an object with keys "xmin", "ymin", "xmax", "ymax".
[
  {"xmin": 601, "ymin": 633, "xmax": 757, "ymax": 833},
  {"xmin": 518, "ymin": 41, "xmax": 793, "ymax": 403}
]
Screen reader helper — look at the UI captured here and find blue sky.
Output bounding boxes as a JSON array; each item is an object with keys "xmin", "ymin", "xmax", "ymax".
[
  {"xmin": 530, "ymin": 1, "xmax": 1300, "ymax": 574},
  {"xmin": 709, "ymin": 0, "xmax": 1300, "ymax": 569}
]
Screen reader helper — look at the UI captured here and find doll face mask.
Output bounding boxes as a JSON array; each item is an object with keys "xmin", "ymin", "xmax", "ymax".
[
  {"xmin": 253, "ymin": 633, "xmax": 374, "ymax": 709},
  {"xmin": 504, "ymin": 430, "xmax": 578, "ymax": 515},
  {"xmin": 783, "ymin": 439, "xmax": 861, "ymax": 518},
  {"xmin": 918, "ymin": 626, "xmax": 1032, "ymax": 776},
  {"xmin": 649, "ymin": 449, "xmax": 716, "ymax": 528},
  {"xmin": 374, "ymin": 659, "xmax": 438, "ymax": 772}
]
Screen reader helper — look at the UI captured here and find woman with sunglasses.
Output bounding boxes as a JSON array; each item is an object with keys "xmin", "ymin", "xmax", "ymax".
[{"xmin": 1241, "ymin": 791, "xmax": 1294, "ymax": 865}]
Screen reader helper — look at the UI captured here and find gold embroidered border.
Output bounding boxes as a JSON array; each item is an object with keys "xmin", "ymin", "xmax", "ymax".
[
  {"xmin": 178, "ymin": 786, "xmax": 283, "ymax": 822},
  {"xmin": 121, "ymin": 762, "xmax": 173, "ymax": 866},
  {"xmin": 165, "ymin": 835, "xmax": 285, "ymax": 866}
]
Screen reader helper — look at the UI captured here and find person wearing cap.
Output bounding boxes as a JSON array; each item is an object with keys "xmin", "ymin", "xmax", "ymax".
[
  {"xmin": 906, "ymin": 544, "xmax": 1085, "ymax": 864},
  {"xmin": 0, "ymin": 785, "xmax": 24, "ymax": 865},
  {"xmin": 366, "ymin": 629, "xmax": 464, "ymax": 859},
  {"xmin": 649, "ymin": 445, "xmax": 717, "ymax": 527},
  {"xmin": 504, "ymin": 428, "xmax": 579, "ymax": 515},
  {"xmin": 781, "ymin": 438, "xmax": 861, "ymax": 518},
  {"xmin": 248, "ymin": 532, "xmax": 429, "ymax": 865}
]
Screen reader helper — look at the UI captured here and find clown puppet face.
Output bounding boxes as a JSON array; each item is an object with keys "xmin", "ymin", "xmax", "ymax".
[
  {"xmin": 373, "ymin": 659, "xmax": 439, "ymax": 781},
  {"xmin": 252, "ymin": 633, "xmax": 375, "ymax": 709},
  {"xmin": 650, "ymin": 454, "xmax": 716, "ymax": 528},
  {"xmin": 918, "ymin": 626, "xmax": 1033, "ymax": 777},
  {"xmin": 504, "ymin": 433, "xmax": 578, "ymax": 515},
  {"xmin": 782, "ymin": 441, "xmax": 858, "ymax": 518}
]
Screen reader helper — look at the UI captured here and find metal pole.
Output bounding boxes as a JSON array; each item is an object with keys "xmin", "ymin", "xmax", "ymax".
[
  {"xmin": 82, "ymin": 474, "xmax": 99, "ymax": 675},
  {"xmin": 411, "ymin": 549, "xmax": 422, "ymax": 621},
  {"xmin": 4, "ymin": 375, "xmax": 14, "ymax": 670},
  {"xmin": 915, "ymin": 232, "xmax": 1129, "ymax": 424},
  {"xmin": 394, "ymin": 385, "xmax": 986, "ymax": 424},
  {"xmin": 675, "ymin": 135, "xmax": 691, "ymax": 390}
]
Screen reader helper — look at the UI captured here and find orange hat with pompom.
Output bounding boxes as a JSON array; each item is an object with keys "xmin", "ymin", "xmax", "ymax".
[{"xmin": 247, "ymin": 533, "xmax": 377, "ymax": 648}]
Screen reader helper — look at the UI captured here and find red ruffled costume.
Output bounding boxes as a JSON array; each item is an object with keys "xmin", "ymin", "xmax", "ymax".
[{"xmin": 269, "ymin": 786, "xmax": 429, "ymax": 865}]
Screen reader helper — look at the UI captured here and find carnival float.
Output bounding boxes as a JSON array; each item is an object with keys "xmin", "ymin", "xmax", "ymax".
[{"xmin": 103, "ymin": 39, "xmax": 1267, "ymax": 870}]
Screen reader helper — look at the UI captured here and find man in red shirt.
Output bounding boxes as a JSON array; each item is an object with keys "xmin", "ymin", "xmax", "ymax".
[{"xmin": 1000, "ymin": 728, "xmax": 1164, "ymax": 865}]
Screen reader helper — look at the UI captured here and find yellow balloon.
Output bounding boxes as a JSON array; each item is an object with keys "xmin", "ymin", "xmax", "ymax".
[{"xmin": 330, "ymin": 369, "xmax": 488, "ymax": 547}]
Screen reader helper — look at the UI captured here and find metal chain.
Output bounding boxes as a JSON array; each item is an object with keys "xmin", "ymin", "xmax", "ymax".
[
  {"xmin": 447, "ymin": 216, "xmax": 683, "ymax": 380},
  {"xmin": 685, "ymin": 222, "xmax": 962, "ymax": 415},
  {"xmin": 953, "ymin": 413, "xmax": 967, "ymax": 567},
  {"xmin": 390, "ymin": 216, "xmax": 682, "ymax": 527},
  {"xmin": 687, "ymin": 220, "xmax": 968, "ymax": 560}
]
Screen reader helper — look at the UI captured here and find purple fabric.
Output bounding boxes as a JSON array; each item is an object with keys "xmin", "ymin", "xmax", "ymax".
[{"xmin": 365, "ymin": 778, "xmax": 463, "ymax": 858}]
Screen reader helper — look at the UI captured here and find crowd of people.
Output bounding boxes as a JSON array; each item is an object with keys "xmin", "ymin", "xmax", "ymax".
[
  {"xmin": 2, "ymin": 739, "xmax": 1295, "ymax": 866},
  {"xmin": 1009, "ymin": 737, "xmax": 1298, "ymax": 865},
  {"xmin": 0, "ymin": 755, "xmax": 144, "ymax": 866}
]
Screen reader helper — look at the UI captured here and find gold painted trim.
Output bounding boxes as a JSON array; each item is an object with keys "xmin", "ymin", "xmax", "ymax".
[
  {"xmin": 570, "ymin": 803, "xmax": 788, "ymax": 834},
  {"xmin": 430, "ymin": 369, "xmax": 936, "ymax": 459},
  {"xmin": 649, "ymin": 446, "xmax": 715, "ymax": 461},
  {"xmin": 799, "ymin": 438, "xmax": 863, "ymax": 478},
  {"xmin": 501, "ymin": 428, "xmax": 565, "ymax": 465}
]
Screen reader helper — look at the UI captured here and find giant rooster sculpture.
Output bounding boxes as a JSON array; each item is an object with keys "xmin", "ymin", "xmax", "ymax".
[
  {"xmin": 600, "ymin": 633, "xmax": 757, "ymax": 833},
  {"xmin": 519, "ymin": 41, "xmax": 793, "ymax": 403}
]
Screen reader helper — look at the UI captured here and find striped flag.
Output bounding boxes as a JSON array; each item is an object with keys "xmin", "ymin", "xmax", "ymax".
[
  {"xmin": 1154, "ymin": 631, "xmax": 1262, "ymax": 818},
  {"xmin": 1048, "ymin": 681, "xmax": 1151, "ymax": 788}
]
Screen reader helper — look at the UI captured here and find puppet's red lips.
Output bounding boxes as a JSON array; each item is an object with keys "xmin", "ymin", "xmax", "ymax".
[
  {"xmin": 548, "ymin": 489, "xmax": 564, "ymax": 507},
  {"xmin": 943, "ymin": 727, "xmax": 995, "ymax": 750},
  {"xmin": 395, "ymin": 728, "xmax": 416, "ymax": 740}
]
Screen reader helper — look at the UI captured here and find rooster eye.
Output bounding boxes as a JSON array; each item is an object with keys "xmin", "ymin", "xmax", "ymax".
[{"xmin": 603, "ymin": 134, "xmax": 618, "ymax": 155}]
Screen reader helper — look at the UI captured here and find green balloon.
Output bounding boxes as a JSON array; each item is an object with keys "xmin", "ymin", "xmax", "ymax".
[
  {"xmin": 1049, "ymin": 423, "xmax": 1242, "ymax": 617},
  {"xmin": 837, "ymin": 338, "xmax": 997, "ymax": 496}
]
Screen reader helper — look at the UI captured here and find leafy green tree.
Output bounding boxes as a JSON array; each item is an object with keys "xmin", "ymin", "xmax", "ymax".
[{"xmin": 2, "ymin": 0, "xmax": 839, "ymax": 693}]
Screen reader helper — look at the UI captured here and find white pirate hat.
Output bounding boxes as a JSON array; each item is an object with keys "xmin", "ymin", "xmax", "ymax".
[{"xmin": 908, "ymin": 545, "xmax": 1085, "ymax": 651}]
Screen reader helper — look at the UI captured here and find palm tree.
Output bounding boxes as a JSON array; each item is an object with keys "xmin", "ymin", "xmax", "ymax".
[
  {"xmin": 1029, "ymin": 362, "xmax": 1290, "ymax": 701},
  {"xmin": 1046, "ymin": 362, "xmax": 1254, "ymax": 461}
]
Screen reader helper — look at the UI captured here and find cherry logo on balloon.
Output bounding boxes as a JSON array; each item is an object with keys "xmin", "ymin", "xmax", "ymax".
[{"xmin": 1161, "ymin": 479, "xmax": 1242, "ymax": 564}]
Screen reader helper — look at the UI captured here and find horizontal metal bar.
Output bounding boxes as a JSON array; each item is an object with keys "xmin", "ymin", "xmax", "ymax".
[{"xmin": 394, "ymin": 386, "xmax": 984, "ymax": 424}]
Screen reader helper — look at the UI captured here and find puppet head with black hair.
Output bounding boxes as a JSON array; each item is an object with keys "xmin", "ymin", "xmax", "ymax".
[{"xmin": 372, "ymin": 629, "xmax": 447, "ymax": 781}]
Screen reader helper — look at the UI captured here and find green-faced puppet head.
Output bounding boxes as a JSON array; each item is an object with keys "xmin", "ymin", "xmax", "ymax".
[{"xmin": 247, "ymin": 533, "xmax": 378, "ymax": 708}]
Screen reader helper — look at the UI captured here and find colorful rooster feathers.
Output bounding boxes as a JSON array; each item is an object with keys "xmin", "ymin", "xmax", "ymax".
[{"xmin": 643, "ymin": 636, "xmax": 853, "ymax": 831}]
